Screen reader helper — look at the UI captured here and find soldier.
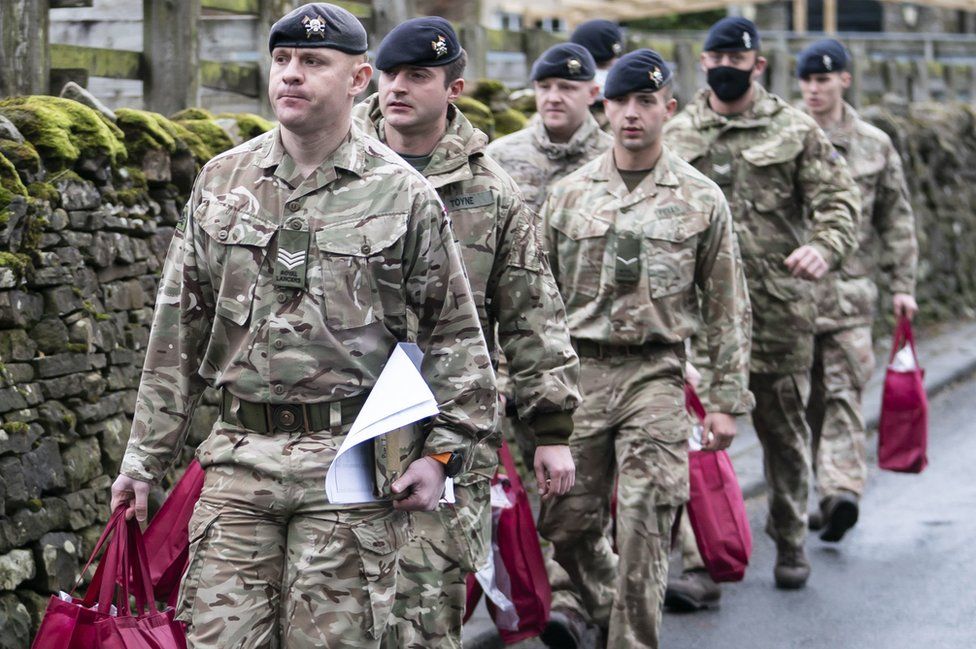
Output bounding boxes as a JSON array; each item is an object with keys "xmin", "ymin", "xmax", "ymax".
[
  {"xmin": 537, "ymin": 49, "xmax": 753, "ymax": 649},
  {"xmin": 796, "ymin": 39, "xmax": 918, "ymax": 541},
  {"xmin": 353, "ymin": 17, "xmax": 582, "ymax": 648},
  {"xmin": 488, "ymin": 43, "xmax": 612, "ymax": 214},
  {"xmin": 570, "ymin": 19, "xmax": 626, "ymax": 129},
  {"xmin": 664, "ymin": 16, "xmax": 859, "ymax": 597},
  {"xmin": 109, "ymin": 4, "xmax": 497, "ymax": 648}
]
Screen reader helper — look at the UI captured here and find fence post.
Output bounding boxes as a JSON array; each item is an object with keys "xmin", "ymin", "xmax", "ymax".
[
  {"xmin": 258, "ymin": 0, "xmax": 293, "ymax": 117},
  {"xmin": 673, "ymin": 40, "xmax": 698, "ymax": 107},
  {"xmin": 143, "ymin": 0, "xmax": 200, "ymax": 115},
  {"xmin": 769, "ymin": 40, "xmax": 792, "ymax": 101},
  {"xmin": 848, "ymin": 41, "xmax": 867, "ymax": 108},
  {"xmin": 0, "ymin": 0, "xmax": 51, "ymax": 97},
  {"xmin": 371, "ymin": 0, "xmax": 411, "ymax": 42},
  {"xmin": 459, "ymin": 23, "xmax": 488, "ymax": 81},
  {"xmin": 912, "ymin": 59, "xmax": 931, "ymax": 102}
]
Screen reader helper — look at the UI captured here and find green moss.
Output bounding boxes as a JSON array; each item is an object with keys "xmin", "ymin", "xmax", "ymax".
[
  {"xmin": 454, "ymin": 97, "xmax": 495, "ymax": 138},
  {"xmin": 82, "ymin": 300, "xmax": 111, "ymax": 321},
  {"xmin": 66, "ymin": 342, "xmax": 87, "ymax": 353},
  {"xmin": 115, "ymin": 188, "xmax": 145, "ymax": 207},
  {"xmin": 217, "ymin": 112, "xmax": 275, "ymax": 140},
  {"xmin": 115, "ymin": 108, "xmax": 178, "ymax": 158},
  {"xmin": 123, "ymin": 166, "xmax": 148, "ymax": 189},
  {"xmin": 0, "ymin": 152, "xmax": 28, "ymax": 202},
  {"xmin": 27, "ymin": 181, "xmax": 59, "ymax": 204},
  {"xmin": 0, "ymin": 138, "xmax": 40, "ymax": 175},
  {"xmin": 170, "ymin": 108, "xmax": 216, "ymax": 121},
  {"xmin": 0, "ymin": 96, "xmax": 127, "ymax": 170},
  {"xmin": 62, "ymin": 411, "xmax": 77, "ymax": 428},
  {"xmin": 168, "ymin": 121, "xmax": 214, "ymax": 165},
  {"xmin": 0, "ymin": 252, "xmax": 30, "ymax": 277},
  {"xmin": 22, "ymin": 214, "xmax": 45, "ymax": 253},
  {"xmin": 493, "ymin": 108, "xmax": 527, "ymax": 137},
  {"xmin": 175, "ymin": 119, "xmax": 234, "ymax": 158},
  {"xmin": 471, "ymin": 79, "xmax": 509, "ymax": 103}
]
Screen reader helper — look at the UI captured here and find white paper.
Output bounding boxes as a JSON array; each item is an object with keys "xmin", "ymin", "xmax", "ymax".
[
  {"xmin": 326, "ymin": 343, "xmax": 439, "ymax": 504},
  {"xmin": 441, "ymin": 478, "xmax": 456, "ymax": 504},
  {"xmin": 890, "ymin": 345, "xmax": 918, "ymax": 371},
  {"xmin": 688, "ymin": 423, "xmax": 704, "ymax": 451}
]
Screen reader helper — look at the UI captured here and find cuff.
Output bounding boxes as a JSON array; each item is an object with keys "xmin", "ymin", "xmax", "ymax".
[
  {"xmin": 809, "ymin": 241, "xmax": 836, "ymax": 271},
  {"xmin": 706, "ymin": 386, "xmax": 755, "ymax": 416},
  {"xmin": 119, "ymin": 450, "xmax": 163, "ymax": 484},
  {"xmin": 530, "ymin": 411, "xmax": 574, "ymax": 446}
]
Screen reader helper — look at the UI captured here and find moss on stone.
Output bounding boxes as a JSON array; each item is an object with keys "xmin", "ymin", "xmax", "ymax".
[
  {"xmin": 115, "ymin": 108, "xmax": 178, "ymax": 157},
  {"xmin": 0, "ymin": 252, "xmax": 30, "ymax": 276},
  {"xmin": 471, "ymin": 79, "xmax": 510, "ymax": 108},
  {"xmin": 167, "ymin": 122, "xmax": 214, "ymax": 165},
  {"xmin": 115, "ymin": 188, "xmax": 145, "ymax": 207},
  {"xmin": 171, "ymin": 108, "xmax": 216, "ymax": 121},
  {"xmin": 454, "ymin": 97, "xmax": 495, "ymax": 138},
  {"xmin": 217, "ymin": 112, "xmax": 275, "ymax": 141},
  {"xmin": 493, "ymin": 107, "xmax": 527, "ymax": 137},
  {"xmin": 65, "ymin": 342, "xmax": 87, "ymax": 353},
  {"xmin": 0, "ymin": 152, "xmax": 28, "ymax": 200},
  {"xmin": 175, "ymin": 119, "xmax": 235, "ymax": 158},
  {"xmin": 3, "ymin": 421, "xmax": 29, "ymax": 435},
  {"xmin": 0, "ymin": 96, "xmax": 126, "ymax": 170},
  {"xmin": 0, "ymin": 138, "xmax": 41, "ymax": 175},
  {"xmin": 27, "ymin": 181, "xmax": 59, "ymax": 204}
]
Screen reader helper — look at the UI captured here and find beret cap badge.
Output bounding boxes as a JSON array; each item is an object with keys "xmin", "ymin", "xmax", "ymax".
[
  {"xmin": 612, "ymin": 42, "xmax": 623, "ymax": 55},
  {"xmin": 431, "ymin": 34, "xmax": 448, "ymax": 58},
  {"xmin": 567, "ymin": 58, "xmax": 582, "ymax": 75},
  {"xmin": 649, "ymin": 65, "xmax": 664, "ymax": 87},
  {"xmin": 742, "ymin": 31, "xmax": 751, "ymax": 49},
  {"xmin": 823, "ymin": 54, "xmax": 832, "ymax": 70},
  {"xmin": 302, "ymin": 14, "xmax": 328, "ymax": 39}
]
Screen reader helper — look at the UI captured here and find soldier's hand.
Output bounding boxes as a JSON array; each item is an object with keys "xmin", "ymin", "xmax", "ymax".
[
  {"xmin": 534, "ymin": 445, "xmax": 575, "ymax": 501},
  {"xmin": 392, "ymin": 456, "xmax": 447, "ymax": 511},
  {"xmin": 110, "ymin": 474, "xmax": 151, "ymax": 522},
  {"xmin": 701, "ymin": 412, "xmax": 736, "ymax": 451},
  {"xmin": 893, "ymin": 293, "xmax": 918, "ymax": 320},
  {"xmin": 785, "ymin": 245, "xmax": 829, "ymax": 280}
]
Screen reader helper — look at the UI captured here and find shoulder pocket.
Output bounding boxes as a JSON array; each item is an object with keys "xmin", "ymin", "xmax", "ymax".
[
  {"xmin": 740, "ymin": 138, "xmax": 805, "ymax": 168},
  {"xmin": 643, "ymin": 213, "xmax": 709, "ymax": 298},
  {"xmin": 549, "ymin": 210, "xmax": 612, "ymax": 301},
  {"xmin": 315, "ymin": 211, "xmax": 409, "ymax": 256}
]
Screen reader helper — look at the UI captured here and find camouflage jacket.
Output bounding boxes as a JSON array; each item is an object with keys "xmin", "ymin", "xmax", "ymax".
[
  {"xmin": 664, "ymin": 83, "xmax": 859, "ymax": 373},
  {"xmin": 354, "ymin": 96, "xmax": 581, "ymax": 463},
  {"xmin": 120, "ymin": 126, "xmax": 497, "ymax": 484},
  {"xmin": 541, "ymin": 147, "xmax": 754, "ymax": 415},
  {"xmin": 487, "ymin": 112, "xmax": 612, "ymax": 214},
  {"xmin": 808, "ymin": 103, "xmax": 917, "ymax": 332}
]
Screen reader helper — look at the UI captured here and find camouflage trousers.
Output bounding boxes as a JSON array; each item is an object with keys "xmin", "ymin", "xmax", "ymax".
[
  {"xmin": 178, "ymin": 422, "xmax": 407, "ymax": 649},
  {"xmin": 538, "ymin": 350, "xmax": 689, "ymax": 649},
  {"xmin": 807, "ymin": 325, "xmax": 875, "ymax": 499},
  {"xmin": 382, "ymin": 477, "xmax": 491, "ymax": 649},
  {"xmin": 677, "ymin": 509, "xmax": 705, "ymax": 571},
  {"xmin": 751, "ymin": 371, "xmax": 812, "ymax": 550}
]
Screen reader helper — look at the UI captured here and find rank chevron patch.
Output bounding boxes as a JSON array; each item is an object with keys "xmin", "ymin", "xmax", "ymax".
[{"xmin": 277, "ymin": 249, "xmax": 306, "ymax": 270}]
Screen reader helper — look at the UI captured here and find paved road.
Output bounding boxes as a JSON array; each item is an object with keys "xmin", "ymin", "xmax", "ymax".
[{"xmin": 663, "ymin": 376, "xmax": 976, "ymax": 649}]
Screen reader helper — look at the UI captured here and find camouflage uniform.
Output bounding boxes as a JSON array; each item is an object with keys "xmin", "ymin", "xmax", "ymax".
[
  {"xmin": 805, "ymin": 102, "xmax": 917, "ymax": 500},
  {"xmin": 119, "ymin": 126, "xmax": 497, "ymax": 648},
  {"xmin": 665, "ymin": 83, "xmax": 859, "ymax": 552},
  {"xmin": 537, "ymin": 147, "xmax": 753, "ymax": 648},
  {"xmin": 354, "ymin": 96, "xmax": 581, "ymax": 648}
]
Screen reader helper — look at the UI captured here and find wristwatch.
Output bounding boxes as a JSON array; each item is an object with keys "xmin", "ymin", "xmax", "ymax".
[{"xmin": 431, "ymin": 451, "xmax": 464, "ymax": 478}]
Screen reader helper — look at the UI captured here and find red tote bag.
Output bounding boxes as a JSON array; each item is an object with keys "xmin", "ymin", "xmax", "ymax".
[
  {"xmin": 684, "ymin": 384, "xmax": 753, "ymax": 583},
  {"xmin": 463, "ymin": 439, "xmax": 551, "ymax": 644},
  {"xmin": 143, "ymin": 460, "xmax": 206, "ymax": 606},
  {"xmin": 32, "ymin": 507, "xmax": 186, "ymax": 649},
  {"xmin": 878, "ymin": 316, "xmax": 929, "ymax": 473}
]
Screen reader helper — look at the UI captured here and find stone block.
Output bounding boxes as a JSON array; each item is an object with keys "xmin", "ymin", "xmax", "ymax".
[
  {"xmin": 53, "ymin": 177, "xmax": 100, "ymax": 211},
  {"xmin": 0, "ymin": 593, "xmax": 31, "ymax": 649},
  {"xmin": 36, "ymin": 400, "xmax": 77, "ymax": 443},
  {"xmin": 29, "ymin": 317, "xmax": 70, "ymax": 355},
  {"xmin": 29, "ymin": 266, "xmax": 74, "ymax": 288},
  {"xmin": 32, "ymin": 532, "xmax": 81, "ymax": 593},
  {"xmin": 0, "ymin": 457, "xmax": 28, "ymax": 508},
  {"xmin": 0, "ymin": 421, "xmax": 38, "ymax": 457},
  {"xmin": 0, "ymin": 329, "xmax": 36, "ymax": 362},
  {"xmin": 38, "ymin": 232, "xmax": 62, "ymax": 250},
  {"xmin": 0, "ymin": 498, "xmax": 70, "ymax": 552},
  {"xmin": 0, "ymin": 388, "xmax": 28, "ymax": 414},
  {"xmin": 0, "ymin": 291, "xmax": 43, "ymax": 329},
  {"xmin": 61, "ymin": 437, "xmax": 101, "ymax": 492},
  {"xmin": 14, "ymin": 589, "xmax": 48, "ymax": 633},
  {"xmin": 85, "ymin": 231, "xmax": 116, "ymax": 268},
  {"xmin": 41, "ymin": 285, "xmax": 83, "ymax": 317},
  {"xmin": 53, "ymin": 246, "xmax": 84, "ymax": 267},
  {"xmin": 97, "ymin": 260, "xmax": 148, "ymax": 284},
  {"xmin": 0, "ymin": 269, "xmax": 19, "ymax": 290},
  {"xmin": 1, "ymin": 363, "xmax": 33, "ymax": 385},
  {"xmin": 46, "ymin": 208, "xmax": 69, "ymax": 231},
  {"xmin": 38, "ymin": 374, "xmax": 89, "ymax": 400},
  {"xmin": 60, "ymin": 230, "xmax": 92, "ymax": 248},
  {"xmin": 68, "ymin": 390, "xmax": 125, "ymax": 422},
  {"xmin": 93, "ymin": 415, "xmax": 129, "ymax": 472},
  {"xmin": 0, "ymin": 550, "xmax": 35, "ymax": 590},
  {"xmin": 106, "ymin": 364, "xmax": 139, "ymax": 391},
  {"xmin": 63, "ymin": 489, "xmax": 106, "ymax": 531},
  {"xmin": 22, "ymin": 437, "xmax": 66, "ymax": 495},
  {"xmin": 32, "ymin": 352, "xmax": 91, "ymax": 379}
]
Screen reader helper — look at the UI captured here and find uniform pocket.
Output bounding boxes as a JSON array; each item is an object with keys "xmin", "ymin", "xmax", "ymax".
[
  {"xmin": 447, "ymin": 477, "xmax": 491, "ymax": 573},
  {"xmin": 195, "ymin": 202, "xmax": 276, "ymax": 326},
  {"xmin": 313, "ymin": 211, "xmax": 408, "ymax": 330},
  {"xmin": 741, "ymin": 138, "xmax": 803, "ymax": 214},
  {"xmin": 350, "ymin": 511, "xmax": 407, "ymax": 639},
  {"xmin": 642, "ymin": 214, "xmax": 708, "ymax": 298},
  {"xmin": 548, "ymin": 210, "xmax": 611, "ymax": 301},
  {"xmin": 175, "ymin": 501, "xmax": 223, "ymax": 624}
]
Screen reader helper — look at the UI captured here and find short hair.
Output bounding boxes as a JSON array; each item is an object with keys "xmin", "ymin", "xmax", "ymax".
[{"xmin": 443, "ymin": 49, "xmax": 468, "ymax": 87}]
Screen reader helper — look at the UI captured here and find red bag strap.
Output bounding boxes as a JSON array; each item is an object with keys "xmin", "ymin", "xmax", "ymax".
[
  {"xmin": 888, "ymin": 315, "xmax": 920, "ymax": 366},
  {"xmin": 76, "ymin": 506, "xmax": 126, "ymax": 603},
  {"xmin": 122, "ymin": 516, "xmax": 157, "ymax": 615},
  {"xmin": 498, "ymin": 438, "xmax": 520, "ymax": 486},
  {"xmin": 684, "ymin": 382, "xmax": 707, "ymax": 423}
]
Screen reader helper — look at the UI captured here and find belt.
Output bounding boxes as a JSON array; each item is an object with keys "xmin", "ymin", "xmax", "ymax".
[
  {"xmin": 221, "ymin": 390, "xmax": 368, "ymax": 434},
  {"xmin": 572, "ymin": 338, "xmax": 685, "ymax": 360}
]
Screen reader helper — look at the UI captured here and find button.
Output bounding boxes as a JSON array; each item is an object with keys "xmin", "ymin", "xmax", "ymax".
[
  {"xmin": 278, "ymin": 410, "xmax": 295, "ymax": 426},
  {"xmin": 360, "ymin": 243, "xmax": 371, "ymax": 254},
  {"xmin": 288, "ymin": 201, "xmax": 300, "ymax": 212},
  {"xmin": 288, "ymin": 219, "xmax": 302, "ymax": 230},
  {"xmin": 273, "ymin": 339, "xmax": 284, "ymax": 350},
  {"xmin": 273, "ymin": 384, "xmax": 285, "ymax": 395},
  {"xmin": 218, "ymin": 230, "xmax": 228, "ymax": 240},
  {"xmin": 276, "ymin": 293, "xmax": 288, "ymax": 303}
]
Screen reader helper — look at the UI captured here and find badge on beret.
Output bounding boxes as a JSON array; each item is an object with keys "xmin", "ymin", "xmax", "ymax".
[
  {"xmin": 649, "ymin": 66, "xmax": 664, "ymax": 87},
  {"xmin": 431, "ymin": 34, "xmax": 448, "ymax": 59},
  {"xmin": 742, "ymin": 31, "xmax": 752, "ymax": 49},
  {"xmin": 302, "ymin": 14, "xmax": 328, "ymax": 39},
  {"xmin": 823, "ymin": 55, "xmax": 833, "ymax": 71},
  {"xmin": 567, "ymin": 58, "xmax": 582, "ymax": 75},
  {"xmin": 612, "ymin": 42, "xmax": 623, "ymax": 55}
]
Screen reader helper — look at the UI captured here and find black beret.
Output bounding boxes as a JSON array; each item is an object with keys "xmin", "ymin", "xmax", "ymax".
[
  {"xmin": 570, "ymin": 20, "xmax": 624, "ymax": 64},
  {"xmin": 796, "ymin": 39, "xmax": 849, "ymax": 78},
  {"xmin": 375, "ymin": 17, "xmax": 462, "ymax": 71},
  {"xmin": 704, "ymin": 16, "xmax": 760, "ymax": 52},
  {"xmin": 268, "ymin": 3, "xmax": 367, "ymax": 54},
  {"xmin": 530, "ymin": 43, "xmax": 596, "ymax": 82},
  {"xmin": 604, "ymin": 48, "xmax": 672, "ymax": 99}
]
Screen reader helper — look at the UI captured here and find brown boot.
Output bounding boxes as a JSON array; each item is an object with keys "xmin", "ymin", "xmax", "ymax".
[
  {"xmin": 774, "ymin": 544, "xmax": 811, "ymax": 589},
  {"xmin": 819, "ymin": 492, "xmax": 859, "ymax": 543},
  {"xmin": 541, "ymin": 607, "xmax": 587, "ymax": 649},
  {"xmin": 664, "ymin": 569, "xmax": 721, "ymax": 611}
]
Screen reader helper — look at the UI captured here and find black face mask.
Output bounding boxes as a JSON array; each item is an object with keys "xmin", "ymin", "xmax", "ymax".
[{"xmin": 707, "ymin": 66, "xmax": 753, "ymax": 102}]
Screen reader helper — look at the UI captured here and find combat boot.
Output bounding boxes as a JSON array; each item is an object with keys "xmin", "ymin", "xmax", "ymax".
[
  {"xmin": 818, "ymin": 491, "xmax": 859, "ymax": 542},
  {"xmin": 540, "ymin": 607, "xmax": 587, "ymax": 649},
  {"xmin": 664, "ymin": 569, "xmax": 721, "ymax": 611},
  {"xmin": 808, "ymin": 509, "xmax": 824, "ymax": 531},
  {"xmin": 774, "ymin": 544, "xmax": 810, "ymax": 589}
]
